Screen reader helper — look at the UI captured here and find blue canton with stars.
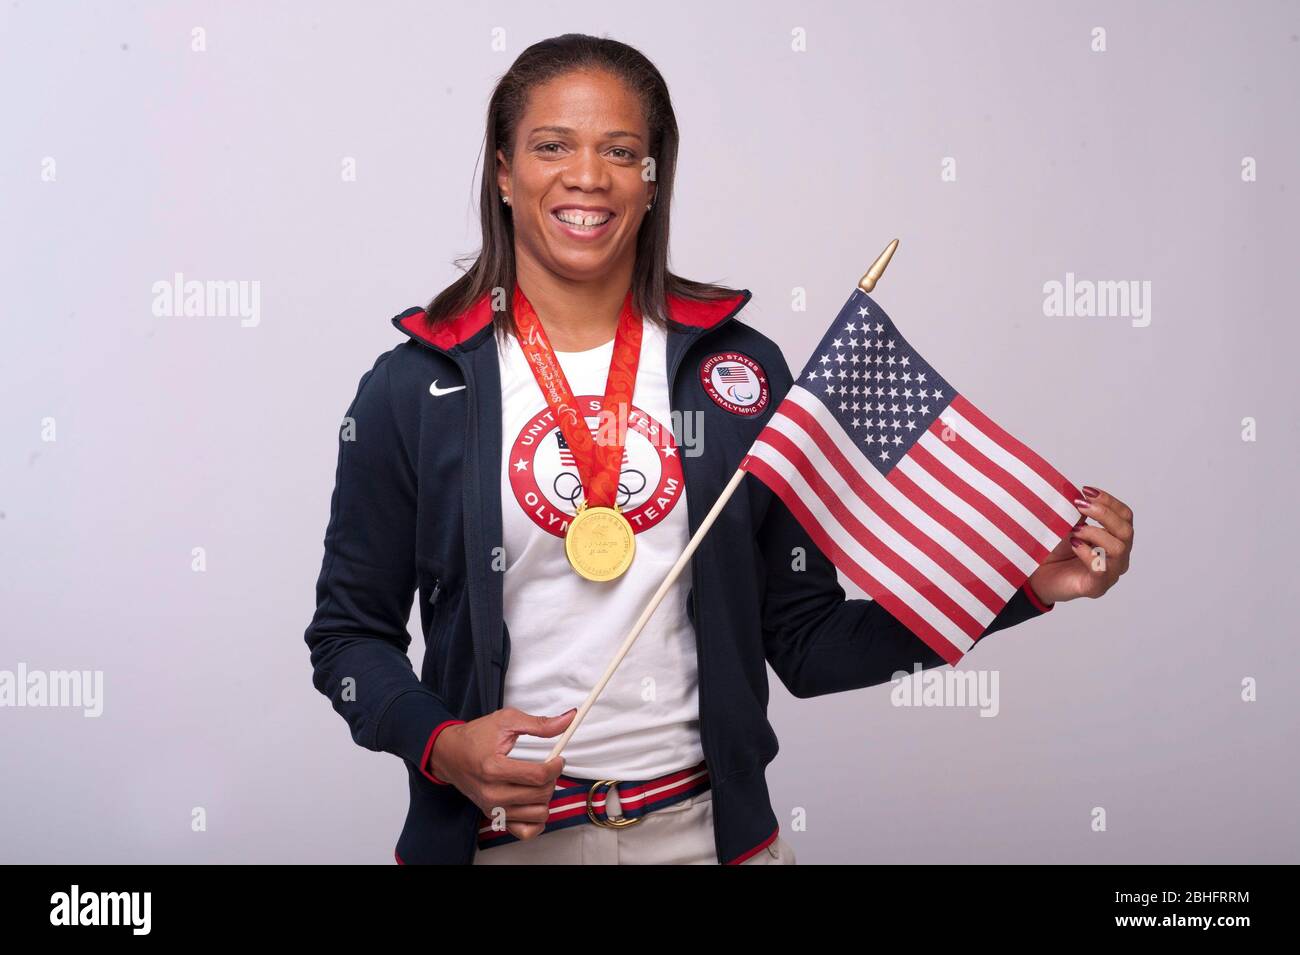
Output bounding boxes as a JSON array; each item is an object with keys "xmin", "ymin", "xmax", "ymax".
[{"xmin": 793, "ymin": 288, "xmax": 956, "ymax": 477}]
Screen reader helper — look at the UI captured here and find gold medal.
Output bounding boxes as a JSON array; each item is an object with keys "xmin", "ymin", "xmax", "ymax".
[{"xmin": 564, "ymin": 500, "xmax": 636, "ymax": 582}]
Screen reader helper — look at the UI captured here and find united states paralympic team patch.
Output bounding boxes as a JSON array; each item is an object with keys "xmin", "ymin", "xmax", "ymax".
[{"xmin": 699, "ymin": 351, "xmax": 770, "ymax": 416}]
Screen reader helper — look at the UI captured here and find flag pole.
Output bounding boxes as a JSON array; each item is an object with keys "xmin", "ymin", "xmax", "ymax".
[{"xmin": 546, "ymin": 239, "xmax": 901, "ymax": 760}]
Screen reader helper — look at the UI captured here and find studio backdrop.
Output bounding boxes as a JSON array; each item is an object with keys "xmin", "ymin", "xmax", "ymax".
[{"xmin": 1, "ymin": 0, "xmax": 1295, "ymax": 863}]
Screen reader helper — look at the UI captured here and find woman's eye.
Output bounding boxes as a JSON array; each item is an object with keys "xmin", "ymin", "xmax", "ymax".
[{"xmin": 537, "ymin": 142, "xmax": 564, "ymax": 154}]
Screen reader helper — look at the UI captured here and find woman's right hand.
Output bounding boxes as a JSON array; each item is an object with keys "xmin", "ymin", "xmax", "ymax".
[{"xmin": 428, "ymin": 706, "xmax": 578, "ymax": 841}]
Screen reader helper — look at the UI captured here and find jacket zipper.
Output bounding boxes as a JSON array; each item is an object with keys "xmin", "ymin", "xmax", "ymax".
[{"xmin": 450, "ymin": 350, "xmax": 493, "ymax": 713}]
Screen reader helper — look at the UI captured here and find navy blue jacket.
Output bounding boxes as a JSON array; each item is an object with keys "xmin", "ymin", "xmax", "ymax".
[{"xmin": 303, "ymin": 287, "xmax": 1054, "ymax": 865}]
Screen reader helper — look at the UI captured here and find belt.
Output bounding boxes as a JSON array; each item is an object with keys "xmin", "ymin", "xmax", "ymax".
[{"xmin": 475, "ymin": 759, "xmax": 711, "ymax": 850}]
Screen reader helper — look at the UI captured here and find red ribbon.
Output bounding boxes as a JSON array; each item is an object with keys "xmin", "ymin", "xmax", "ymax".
[{"xmin": 510, "ymin": 283, "xmax": 642, "ymax": 510}]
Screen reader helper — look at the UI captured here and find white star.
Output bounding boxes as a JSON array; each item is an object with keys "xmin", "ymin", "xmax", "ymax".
[{"xmin": 513, "ymin": 458, "xmax": 529, "ymax": 472}]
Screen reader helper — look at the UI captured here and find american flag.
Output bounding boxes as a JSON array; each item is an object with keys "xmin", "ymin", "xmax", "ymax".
[
  {"xmin": 739, "ymin": 287, "xmax": 1081, "ymax": 665},
  {"xmin": 556, "ymin": 429, "xmax": 629, "ymax": 469}
]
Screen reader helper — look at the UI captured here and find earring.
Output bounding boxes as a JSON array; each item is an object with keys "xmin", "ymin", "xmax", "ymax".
[
  {"xmin": 502, "ymin": 195, "xmax": 510, "ymax": 205},
  {"xmin": 646, "ymin": 201, "xmax": 653, "ymax": 211}
]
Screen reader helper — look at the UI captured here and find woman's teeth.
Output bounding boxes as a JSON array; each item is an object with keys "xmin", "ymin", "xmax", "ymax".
[{"xmin": 554, "ymin": 210, "xmax": 612, "ymax": 229}]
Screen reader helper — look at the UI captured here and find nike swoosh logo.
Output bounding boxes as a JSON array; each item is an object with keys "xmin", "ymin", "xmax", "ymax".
[{"xmin": 429, "ymin": 380, "xmax": 467, "ymax": 397}]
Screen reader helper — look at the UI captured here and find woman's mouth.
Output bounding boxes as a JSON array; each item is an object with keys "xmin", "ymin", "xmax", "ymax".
[{"xmin": 550, "ymin": 208, "xmax": 615, "ymax": 240}]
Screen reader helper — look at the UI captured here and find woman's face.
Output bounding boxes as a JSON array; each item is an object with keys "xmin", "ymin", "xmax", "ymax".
[{"xmin": 498, "ymin": 69, "xmax": 656, "ymax": 283}]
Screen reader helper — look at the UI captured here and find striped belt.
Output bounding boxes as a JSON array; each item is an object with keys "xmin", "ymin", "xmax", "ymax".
[{"xmin": 476, "ymin": 759, "xmax": 711, "ymax": 850}]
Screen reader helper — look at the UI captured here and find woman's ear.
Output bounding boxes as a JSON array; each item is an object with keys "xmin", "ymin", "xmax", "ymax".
[{"xmin": 495, "ymin": 148, "xmax": 510, "ymax": 198}]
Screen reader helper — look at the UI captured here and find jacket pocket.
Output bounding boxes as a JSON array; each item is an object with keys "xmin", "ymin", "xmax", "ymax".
[{"xmin": 423, "ymin": 575, "xmax": 452, "ymax": 674}]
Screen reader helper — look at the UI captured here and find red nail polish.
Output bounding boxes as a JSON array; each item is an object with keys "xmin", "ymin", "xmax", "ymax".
[
  {"xmin": 1070, "ymin": 537, "xmax": 1084, "ymax": 547},
  {"xmin": 1082, "ymin": 486, "xmax": 1100, "ymax": 498},
  {"xmin": 1074, "ymin": 498, "xmax": 1090, "ymax": 510}
]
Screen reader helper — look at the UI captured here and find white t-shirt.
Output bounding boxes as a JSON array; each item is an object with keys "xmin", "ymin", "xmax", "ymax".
[{"xmin": 496, "ymin": 318, "xmax": 703, "ymax": 779}]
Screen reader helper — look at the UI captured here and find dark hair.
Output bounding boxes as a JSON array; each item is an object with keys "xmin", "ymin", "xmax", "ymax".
[{"xmin": 422, "ymin": 33, "xmax": 742, "ymax": 346}]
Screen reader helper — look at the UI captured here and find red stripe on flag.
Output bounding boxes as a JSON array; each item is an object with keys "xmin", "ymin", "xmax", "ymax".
[
  {"xmin": 743, "ymin": 452, "xmax": 967, "ymax": 665},
  {"xmin": 757, "ymin": 418, "xmax": 992, "ymax": 630},
  {"xmin": 907, "ymin": 440, "xmax": 1048, "ymax": 563},
  {"xmin": 950, "ymin": 395, "xmax": 1082, "ymax": 502},
  {"xmin": 928, "ymin": 417, "xmax": 1074, "ymax": 539}
]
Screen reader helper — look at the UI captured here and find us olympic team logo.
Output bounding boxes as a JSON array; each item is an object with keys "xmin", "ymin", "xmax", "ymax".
[
  {"xmin": 699, "ymin": 351, "xmax": 769, "ymax": 416},
  {"xmin": 506, "ymin": 395, "xmax": 685, "ymax": 538}
]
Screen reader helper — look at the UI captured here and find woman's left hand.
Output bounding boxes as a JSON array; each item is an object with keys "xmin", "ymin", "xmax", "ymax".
[{"xmin": 1027, "ymin": 485, "xmax": 1133, "ymax": 606}]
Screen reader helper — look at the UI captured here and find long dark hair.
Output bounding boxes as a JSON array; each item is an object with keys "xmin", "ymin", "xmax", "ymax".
[{"xmin": 422, "ymin": 33, "xmax": 742, "ymax": 346}]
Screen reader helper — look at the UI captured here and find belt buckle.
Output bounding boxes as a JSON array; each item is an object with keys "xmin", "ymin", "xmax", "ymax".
[{"xmin": 586, "ymin": 779, "xmax": 642, "ymax": 829}]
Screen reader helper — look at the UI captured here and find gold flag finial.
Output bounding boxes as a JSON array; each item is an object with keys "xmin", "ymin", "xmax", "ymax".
[{"xmin": 858, "ymin": 238, "xmax": 899, "ymax": 293}]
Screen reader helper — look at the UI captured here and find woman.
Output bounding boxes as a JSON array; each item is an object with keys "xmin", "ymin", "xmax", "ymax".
[{"xmin": 303, "ymin": 34, "xmax": 1134, "ymax": 866}]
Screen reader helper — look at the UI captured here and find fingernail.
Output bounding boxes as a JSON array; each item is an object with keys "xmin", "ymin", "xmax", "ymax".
[
  {"xmin": 1082, "ymin": 486, "xmax": 1100, "ymax": 498},
  {"xmin": 1070, "ymin": 537, "xmax": 1084, "ymax": 547},
  {"xmin": 1073, "ymin": 498, "xmax": 1090, "ymax": 510}
]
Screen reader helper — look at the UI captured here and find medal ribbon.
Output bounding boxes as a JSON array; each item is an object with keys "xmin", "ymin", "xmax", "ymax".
[{"xmin": 510, "ymin": 282, "xmax": 642, "ymax": 510}]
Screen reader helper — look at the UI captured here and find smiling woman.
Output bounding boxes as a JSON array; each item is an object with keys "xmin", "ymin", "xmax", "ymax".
[{"xmin": 303, "ymin": 31, "xmax": 1132, "ymax": 868}]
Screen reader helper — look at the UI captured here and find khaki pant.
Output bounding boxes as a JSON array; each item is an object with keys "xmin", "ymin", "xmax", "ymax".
[{"xmin": 471, "ymin": 788, "xmax": 796, "ymax": 865}]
